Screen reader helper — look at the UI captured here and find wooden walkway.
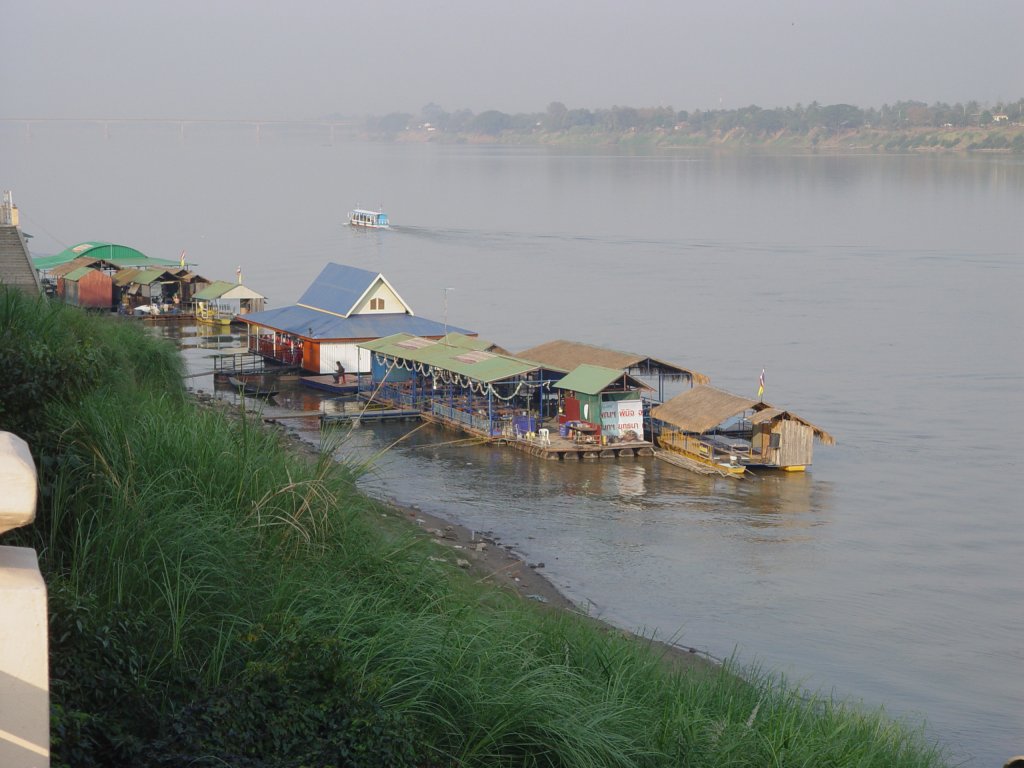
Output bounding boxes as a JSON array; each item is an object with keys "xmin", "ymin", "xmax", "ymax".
[
  {"xmin": 320, "ymin": 406, "xmax": 421, "ymax": 424},
  {"xmin": 422, "ymin": 412, "xmax": 654, "ymax": 461}
]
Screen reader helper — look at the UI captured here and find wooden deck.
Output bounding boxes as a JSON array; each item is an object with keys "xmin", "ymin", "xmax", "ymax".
[{"xmin": 320, "ymin": 408, "xmax": 422, "ymax": 424}]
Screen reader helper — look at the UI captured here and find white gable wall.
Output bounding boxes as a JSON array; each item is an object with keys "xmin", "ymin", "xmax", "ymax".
[{"xmin": 351, "ymin": 279, "xmax": 407, "ymax": 315}]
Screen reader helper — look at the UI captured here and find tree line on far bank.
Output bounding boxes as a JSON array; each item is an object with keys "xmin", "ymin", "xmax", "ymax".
[{"xmin": 358, "ymin": 98, "xmax": 1024, "ymax": 145}]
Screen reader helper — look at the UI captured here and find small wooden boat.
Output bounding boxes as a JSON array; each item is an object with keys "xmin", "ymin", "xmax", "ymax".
[
  {"xmin": 228, "ymin": 376, "xmax": 278, "ymax": 398},
  {"xmin": 348, "ymin": 208, "xmax": 390, "ymax": 229}
]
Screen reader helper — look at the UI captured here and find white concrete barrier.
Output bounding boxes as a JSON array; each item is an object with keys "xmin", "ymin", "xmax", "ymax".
[{"xmin": 0, "ymin": 431, "xmax": 49, "ymax": 767}]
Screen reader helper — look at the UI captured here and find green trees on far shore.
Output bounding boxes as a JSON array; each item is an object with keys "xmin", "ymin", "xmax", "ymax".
[{"xmin": 361, "ymin": 98, "xmax": 1024, "ymax": 151}]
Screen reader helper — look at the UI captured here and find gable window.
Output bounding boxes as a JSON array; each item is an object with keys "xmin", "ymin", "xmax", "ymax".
[{"xmin": 369, "ymin": 298, "xmax": 385, "ymax": 310}]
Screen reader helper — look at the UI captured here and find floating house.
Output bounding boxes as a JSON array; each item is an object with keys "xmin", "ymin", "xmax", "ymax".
[
  {"xmin": 192, "ymin": 280, "xmax": 266, "ymax": 326},
  {"xmin": 553, "ymin": 364, "xmax": 653, "ymax": 443},
  {"xmin": 651, "ymin": 385, "xmax": 834, "ymax": 475},
  {"xmin": 238, "ymin": 263, "xmax": 475, "ymax": 374},
  {"xmin": 516, "ymin": 339, "xmax": 709, "ymax": 403}
]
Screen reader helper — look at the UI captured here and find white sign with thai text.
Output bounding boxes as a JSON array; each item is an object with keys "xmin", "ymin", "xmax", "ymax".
[{"xmin": 600, "ymin": 399, "xmax": 643, "ymax": 442}]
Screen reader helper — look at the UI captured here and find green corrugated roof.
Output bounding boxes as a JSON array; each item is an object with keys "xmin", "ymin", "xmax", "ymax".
[
  {"xmin": 440, "ymin": 332, "xmax": 493, "ymax": 351},
  {"xmin": 361, "ymin": 334, "xmax": 545, "ymax": 384},
  {"xmin": 33, "ymin": 242, "xmax": 178, "ymax": 270},
  {"xmin": 131, "ymin": 268, "xmax": 175, "ymax": 284},
  {"xmin": 193, "ymin": 280, "xmax": 236, "ymax": 300},
  {"xmin": 554, "ymin": 364, "xmax": 626, "ymax": 395},
  {"xmin": 554, "ymin": 364, "xmax": 652, "ymax": 395},
  {"xmin": 63, "ymin": 266, "xmax": 96, "ymax": 281}
]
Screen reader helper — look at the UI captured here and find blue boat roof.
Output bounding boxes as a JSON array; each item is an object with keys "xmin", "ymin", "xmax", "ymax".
[{"xmin": 239, "ymin": 305, "xmax": 471, "ymax": 340}]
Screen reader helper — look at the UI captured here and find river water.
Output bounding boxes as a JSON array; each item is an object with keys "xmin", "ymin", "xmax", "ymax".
[{"xmin": 4, "ymin": 124, "xmax": 1022, "ymax": 766}]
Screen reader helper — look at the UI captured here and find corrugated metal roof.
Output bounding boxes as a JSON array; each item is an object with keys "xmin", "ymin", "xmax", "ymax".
[
  {"xmin": 517, "ymin": 339, "xmax": 710, "ymax": 384},
  {"xmin": 361, "ymin": 335, "xmax": 550, "ymax": 384},
  {"xmin": 112, "ymin": 268, "xmax": 141, "ymax": 286},
  {"xmin": 33, "ymin": 243, "xmax": 178, "ymax": 270},
  {"xmin": 193, "ymin": 280, "xmax": 236, "ymax": 300},
  {"xmin": 440, "ymin": 332, "xmax": 497, "ymax": 351},
  {"xmin": 553, "ymin": 364, "xmax": 651, "ymax": 395},
  {"xmin": 63, "ymin": 266, "xmax": 98, "ymax": 281},
  {"xmin": 296, "ymin": 263, "xmax": 411, "ymax": 318},
  {"xmin": 131, "ymin": 268, "xmax": 176, "ymax": 285},
  {"xmin": 239, "ymin": 306, "xmax": 470, "ymax": 341},
  {"xmin": 220, "ymin": 284, "xmax": 265, "ymax": 300}
]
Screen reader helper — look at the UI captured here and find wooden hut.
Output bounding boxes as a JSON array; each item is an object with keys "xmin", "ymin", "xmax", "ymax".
[{"xmin": 651, "ymin": 385, "xmax": 834, "ymax": 474}]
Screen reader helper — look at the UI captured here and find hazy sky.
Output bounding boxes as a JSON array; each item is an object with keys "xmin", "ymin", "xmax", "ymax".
[{"xmin": 3, "ymin": 0, "xmax": 1021, "ymax": 120}]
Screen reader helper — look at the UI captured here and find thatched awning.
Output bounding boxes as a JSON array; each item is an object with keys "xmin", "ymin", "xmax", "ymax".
[
  {"xmin": 517, "ymin": 339, "xmax": 709, "ymax": 383},
  {"xmin": 653, "ymin": 385, "xmax": 835, "ymax": 445},
  {"xmin": 750, "ymin": 408, "xmax": 835, "ymax": 445},
  {"xmin": 651, "ymin": 385, "xmax": 757, "ymax": 433}
]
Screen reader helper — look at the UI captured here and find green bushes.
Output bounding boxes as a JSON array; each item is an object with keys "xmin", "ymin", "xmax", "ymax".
[{"xmin": 0, "ymin": 289, "xmax": 949, "ymax": 767}]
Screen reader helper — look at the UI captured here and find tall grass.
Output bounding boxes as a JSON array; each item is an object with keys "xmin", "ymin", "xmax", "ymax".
[{"xmin": 1, "ymin": 290, "xmax": 950, "ymax": 767}]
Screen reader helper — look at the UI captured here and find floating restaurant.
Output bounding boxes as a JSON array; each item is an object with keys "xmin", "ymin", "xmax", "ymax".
[{"xmin": 355, "ymin": 334, "xmax": 659, "ymax": 460}]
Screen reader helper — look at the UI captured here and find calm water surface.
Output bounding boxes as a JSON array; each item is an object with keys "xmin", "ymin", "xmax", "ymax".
[{"xmin": 4, "ymin": 125, "xmax": 1022, "ymax": 766}]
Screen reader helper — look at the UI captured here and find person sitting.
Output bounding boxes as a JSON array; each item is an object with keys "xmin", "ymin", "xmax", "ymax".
[{"xmin": 333, "ymin": 362, "xmax": 345, "ymax": 384}]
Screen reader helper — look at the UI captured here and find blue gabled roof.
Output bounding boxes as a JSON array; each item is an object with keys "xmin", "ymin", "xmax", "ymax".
[
  {"xmin": 239, "ymin": 305, "xmax": 470, "ymax": 341},
  {"xmin": 297, "ymin": 263, "xmax": 383, "ymax": 316}
]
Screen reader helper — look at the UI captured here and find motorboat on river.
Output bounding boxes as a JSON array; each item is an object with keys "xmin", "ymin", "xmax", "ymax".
[{"xmin": 348, "ymin": 208, "xmax": 390, "ymax": 229}]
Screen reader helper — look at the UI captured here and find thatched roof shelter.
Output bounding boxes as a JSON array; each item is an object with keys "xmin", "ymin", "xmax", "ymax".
[
  {"xmin": 652, "ymin": 385, "xmax": 835, "ymax": 445},
  {"xmin": 652, "ymin": 386, "xmax": 757, "ymax": 433},
  {"xmin": 517, "ymin": 339, "xmax": 709, "ymax": 384}
]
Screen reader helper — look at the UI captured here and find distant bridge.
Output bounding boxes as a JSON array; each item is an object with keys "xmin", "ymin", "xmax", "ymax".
[{"xmin": 0, "ymin": 117, "xmax": 360, "ymax": 142}]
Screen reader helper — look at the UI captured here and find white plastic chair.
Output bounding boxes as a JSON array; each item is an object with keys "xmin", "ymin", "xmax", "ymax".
[{"xmin": 537, "ymin": 428, "xmax": 551, "ymax": 446}]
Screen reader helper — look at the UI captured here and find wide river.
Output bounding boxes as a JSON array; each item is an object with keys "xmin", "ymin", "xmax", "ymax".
[{"xmin": 4, "ymin": 124, "xmax": 1022, "ymax": 766}]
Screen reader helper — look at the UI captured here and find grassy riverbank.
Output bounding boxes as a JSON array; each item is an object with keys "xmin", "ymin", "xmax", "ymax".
[{"xmin": 0, "ymin": 288, "xmax": 951, "ymax": 767}]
